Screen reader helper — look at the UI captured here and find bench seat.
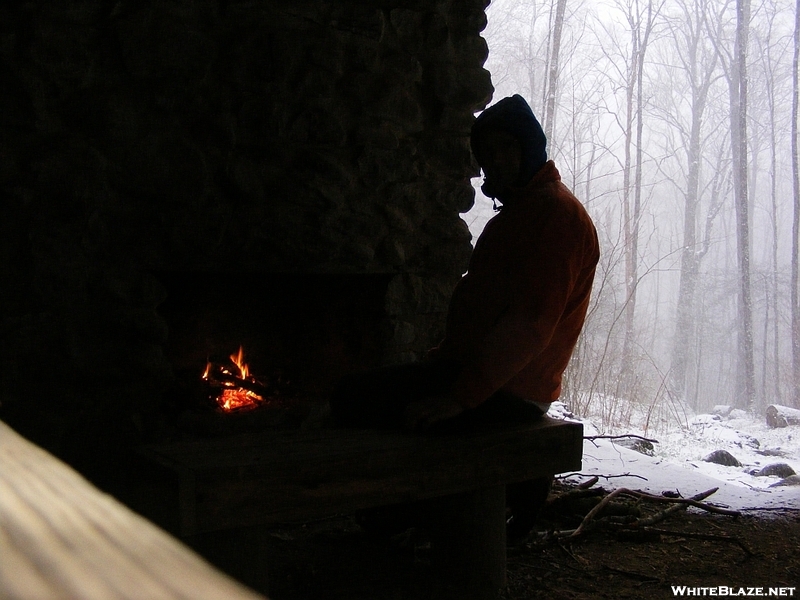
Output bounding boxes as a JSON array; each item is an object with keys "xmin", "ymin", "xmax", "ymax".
[
  {"xmin": 138, "ymin": 416, "xmax": 582, "ymax": 536},
  {"xmin": 135, "ymin": 416, "xmax": 583, "ymax": 598}
]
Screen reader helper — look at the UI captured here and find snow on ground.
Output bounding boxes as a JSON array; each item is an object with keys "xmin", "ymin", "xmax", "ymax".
[{"xmin": 547, "ymin": 400, "xmax": 800, "ymax": 512}]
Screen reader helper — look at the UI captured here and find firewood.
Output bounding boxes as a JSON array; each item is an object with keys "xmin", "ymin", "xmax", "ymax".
[
  {"xmin": 203, "ymin": 364, "xmax": 270, "ymax": 399},
  {"xmin": 560, "ymin": 487, "xmax": 739, "ymax": 540}
]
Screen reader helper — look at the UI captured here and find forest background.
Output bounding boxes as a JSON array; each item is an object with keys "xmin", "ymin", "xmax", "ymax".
[{"xmin": 463, "ymin": 0, "xmax": 800, "ymax": 428}]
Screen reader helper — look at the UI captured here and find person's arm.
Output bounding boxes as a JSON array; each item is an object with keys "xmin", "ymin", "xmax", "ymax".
[{"xmin": 403, "ymin": 299, "xmax": 559, "ymax": 430}]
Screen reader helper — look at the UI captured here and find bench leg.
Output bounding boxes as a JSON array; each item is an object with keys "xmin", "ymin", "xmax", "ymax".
[{"xmin": 429, "ymin": 485, "xmax": 506, "ymax": 599}]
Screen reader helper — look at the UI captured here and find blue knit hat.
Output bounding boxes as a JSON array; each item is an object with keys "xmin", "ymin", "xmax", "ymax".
[{"xmin": 471, "ymin": 94, "xmax": 548, "ymax": 189}]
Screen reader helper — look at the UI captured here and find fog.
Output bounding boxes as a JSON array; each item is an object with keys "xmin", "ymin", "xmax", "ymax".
[{"xmin": 465, "ymin": 0, "xmax": 800, "ymax": 422}]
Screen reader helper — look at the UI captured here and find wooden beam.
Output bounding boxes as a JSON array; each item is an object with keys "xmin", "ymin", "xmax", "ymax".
[
  {"xmin": 138, "ymin": 417, "xmax": 583, "ymax": 537},
  {"xmin": 0, "ymin": 420, "xmax": 265, "ymax": 600}
]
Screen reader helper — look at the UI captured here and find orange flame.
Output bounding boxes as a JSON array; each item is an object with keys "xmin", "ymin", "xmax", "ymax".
[{"xmin": 230, "ymin": 346, "xmax": 249, "ymax": 379}]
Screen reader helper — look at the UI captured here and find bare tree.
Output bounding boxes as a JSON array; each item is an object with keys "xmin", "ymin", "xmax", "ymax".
[
  {"xmin": 733, "ymin": 0, "xmax": 756, "ymax": 409},
  {"xmin": 543, "ymin": 0, "xmax": 568, "ymax": 140},
  {"xmin": 706, "ymin": 0, "xmax": 756, "ymax": 409},
  {"xmin": 602, "ymin": 0, "xmax": 663, "ymax": 386},
  {"xmin": 483, "ymin": 0, "xmax": 550, "ymax": 112},
  {"xmin": 661, "ymin": 0, "xmax": 723, "ymax": 407},
  {"xmin": 792, "ymin": 0, "xmax": 800, "ymax": 407},
  {"xmin": 750, "ymin": 0, "xmax": 793, "ymax": 404}
]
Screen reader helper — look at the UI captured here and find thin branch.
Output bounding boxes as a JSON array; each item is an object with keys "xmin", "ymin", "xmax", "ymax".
[
  {"xmin": 563, "ymin": 486, "xmax": 739, "ymax": 540},
  {"xmin": 567, "ymin": 487, "xmax": 631, "ymax": 538},
  {"xmin": 614, "ymin": 487, "xmax": 740, "ymax": 517},
  {"xmin": 584, "ymin": 434, "xmax": 660, "ymax": 444},
  {"xmin": 627, "ymin": 488, "xmax": 718, "ymax": 526},
  {"xmin": 558, "ymin": 472, "xmax": 650, "ymax": 482},
  {"xmin": 639, "ymin": 527, "xmax": 754, "ymax": 555}
]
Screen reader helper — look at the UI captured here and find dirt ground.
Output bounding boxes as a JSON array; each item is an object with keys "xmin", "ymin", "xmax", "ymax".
[
  {"xmin": 228, "ymin": 483, "xmax": 800, "ymax": 600},
  {"xmin": 500, "ymin": 511, "xmax": 800, "ymax": 599}
]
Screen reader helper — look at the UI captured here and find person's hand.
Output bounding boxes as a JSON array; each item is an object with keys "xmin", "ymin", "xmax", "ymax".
[{"xmin": 403, "ymin": 396, "xmax": 464, "ymax": 431}]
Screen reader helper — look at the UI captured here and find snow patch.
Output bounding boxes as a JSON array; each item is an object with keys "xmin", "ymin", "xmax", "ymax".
[{"xmin": 547, "ymin": 399, "xmax": 800, "ymax": 511}]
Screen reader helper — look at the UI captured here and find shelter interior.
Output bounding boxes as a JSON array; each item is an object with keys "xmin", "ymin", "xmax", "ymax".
[{"xmin": 0, "ymin": 0, "xmax": 493, "ymax": 490}]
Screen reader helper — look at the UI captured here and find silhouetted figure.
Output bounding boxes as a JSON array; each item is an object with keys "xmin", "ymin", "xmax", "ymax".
[{"xmin": 331, "ymin": 94, "xmax": 600, "ymax": 541}]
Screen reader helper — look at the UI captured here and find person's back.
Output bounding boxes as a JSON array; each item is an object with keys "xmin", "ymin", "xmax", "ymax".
[{"xmin": 430, "ymin": 95, "xmax": 599, "ymax": 415}]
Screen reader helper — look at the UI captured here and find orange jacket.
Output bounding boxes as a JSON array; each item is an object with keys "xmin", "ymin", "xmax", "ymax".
[{"xmin": 434, "ymin": 161, "xmax": 599, "ymax": 409}]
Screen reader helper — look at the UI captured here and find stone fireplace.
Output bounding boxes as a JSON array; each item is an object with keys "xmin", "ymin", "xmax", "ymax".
[
  {"xmin": 157, "ymin": 271, "xmax": 394, "ymax": 426},
  {"xmin": 0, "ymin": 0, "xmax": 493, "ymax": 488}
]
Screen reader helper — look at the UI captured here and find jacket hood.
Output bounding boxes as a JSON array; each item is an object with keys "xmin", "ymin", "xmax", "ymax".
[{"xmin": 471, "ymin": 94, "xmax": 548, "ymax": 191}]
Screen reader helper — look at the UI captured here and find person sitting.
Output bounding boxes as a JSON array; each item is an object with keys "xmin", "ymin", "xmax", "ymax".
[{"xmin": 331, "ymin": 94, "xmax": 600, "ymax": 541}]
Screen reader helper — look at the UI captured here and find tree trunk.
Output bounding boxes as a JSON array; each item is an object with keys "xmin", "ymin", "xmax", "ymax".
[
  {"xmin": 670, "ymin": 0, "xmax": 721, "ymax": 409},
  {"xmin": 543, "ymin": 0, "xmax": 567, "ymax": 142},
  {"xmin": 616, "ymin": 0, "xmax": 659, "ymax": 401},
  {"xmin": 671, "ymin": 109, "xmax": 702, "ymax": 407},
  {"xmin": 792, "ymin": 0, "xmax": 800, "ymax": 408},
  {"xmin": 730, "ymin": 0, "xmax": 756, "ymax": 410},
  {"xmin": 761, "ymin": 16, "xmax": 783, "ymax": 404},
  {"xmin": 621, "ymin": 20, "xmax": 637, "ymax": 374},
  {"xmin": 670, "ymin": 0, "xmax": 713, "ymax": 408}
]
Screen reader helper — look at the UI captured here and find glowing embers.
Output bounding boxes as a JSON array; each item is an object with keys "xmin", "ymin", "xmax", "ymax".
[{"xmin": 202, "ymin": 346, "xmax": 269, "ymax": 412}]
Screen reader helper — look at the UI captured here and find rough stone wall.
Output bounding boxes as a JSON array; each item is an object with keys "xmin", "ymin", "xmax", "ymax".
[{"xmin": 0, "ymin": 0, "xmax": 492, "ymax": 474}]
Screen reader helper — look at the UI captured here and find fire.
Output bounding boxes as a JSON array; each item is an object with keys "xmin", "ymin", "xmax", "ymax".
[
  {"xmin": 231, "ymin": 346, "xmax": 248, "ymax": 377},
  {"xmin": 202, "ymin": 346, "xmax": 267, "ymax": 412},
  {"xmin": 217, "ymin": 387, "xmax": 263, "ymax": 412}
]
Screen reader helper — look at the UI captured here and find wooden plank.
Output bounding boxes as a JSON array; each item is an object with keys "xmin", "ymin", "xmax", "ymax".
[
  {"xmin": 138, "ymin": 417, "xmax": 583, "ymax": 536},
  {"xmin": 0, "ymin": 420, "xmax": 265, "ymax": 600}
]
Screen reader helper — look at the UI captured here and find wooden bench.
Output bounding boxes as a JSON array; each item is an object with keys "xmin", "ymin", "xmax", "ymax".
[{"xmin": 135, "ymin": 416, "xmax": 583, "ymax": 599}]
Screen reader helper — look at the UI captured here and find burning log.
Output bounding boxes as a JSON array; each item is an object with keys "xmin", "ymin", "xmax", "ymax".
[
  {"xmin": 203, "ymin": 363, "xmax": 271, "ymax": 399},
  {"xmin": 202, "ymin": 347, "xmax": 270, "ymax": 412}
]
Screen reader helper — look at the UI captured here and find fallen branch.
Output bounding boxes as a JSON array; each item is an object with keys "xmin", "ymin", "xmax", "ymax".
[
  {"xmin": 566, "ymin": 487, "xmax": 629, "ymax": 539},
  {"xmin": 546, "ymin": 485, "xmax": 606, "ymax": 508},
  {"xmin": 584, "ymin": 434, "xmax": 659, "ymax": 444},
  {"xmin": 576, "ymin": 476, "xmax": 599, "ymax": 489},
  {"xmin": 628, "ymin": 488, "xmax": 718, "ymax": 527},
  {"xmin": 638, "ymin": 527, "xmax": 753, "ymax": 556},
  {"xmin": 602, "ymin": 564, "xmax": 663, "ymax": 583},
  {"xmin": 739, "ymin": 506, "xmax": 800, "ymax": 513},
  {"xmin": 558, "ymin": 472, "xmax": 649, "ymax": 483},
  {"xmin": 614, "ymin": 488, "xmax": 740, "ymax": 517},
  {"xmin": 562, "ymin": 487, "xmax": 739, "ymax": 540}
]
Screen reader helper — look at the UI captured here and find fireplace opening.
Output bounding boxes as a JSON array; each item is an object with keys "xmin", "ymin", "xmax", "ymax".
[{"xmin": 155, "ymin": 271, "xmax": 394, "ymax": 434}]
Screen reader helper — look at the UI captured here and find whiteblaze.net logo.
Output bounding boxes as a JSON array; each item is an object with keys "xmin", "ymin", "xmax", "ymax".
[{"xmin": 671, "ymin": 587, "xmax": 796, "ymax": 597}]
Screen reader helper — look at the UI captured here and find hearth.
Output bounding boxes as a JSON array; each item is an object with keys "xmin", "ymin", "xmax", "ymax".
[{"xmin": 155, "ymin": 271, "xmax": 394, "ymax": 434}]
